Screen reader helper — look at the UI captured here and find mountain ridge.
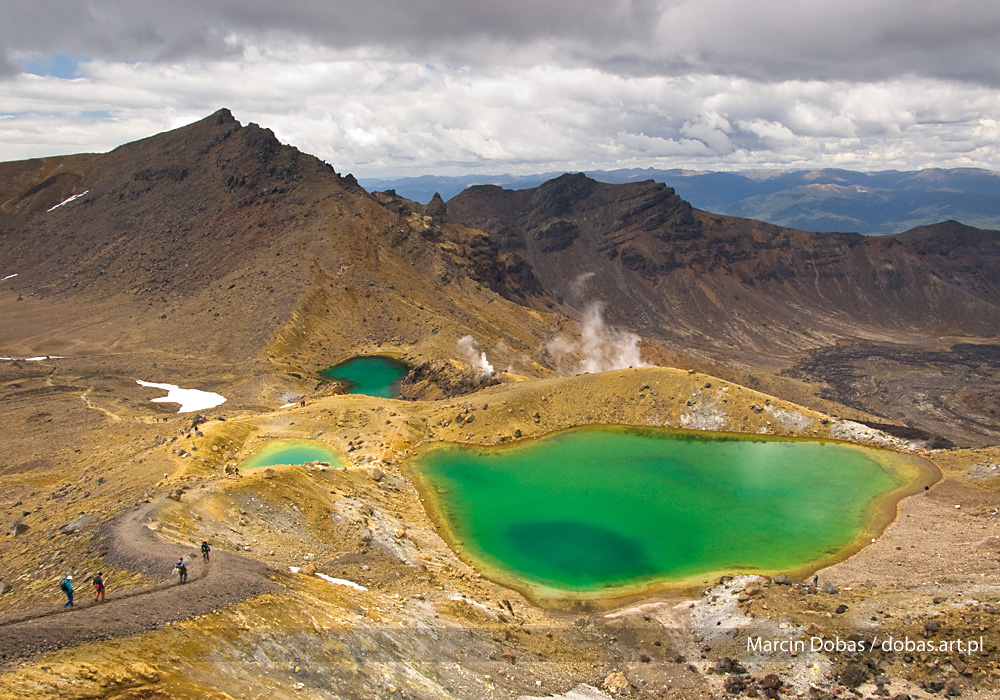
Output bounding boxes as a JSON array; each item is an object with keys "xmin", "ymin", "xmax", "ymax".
[
  {"xmin": 362, "ymin": 165, "xmax": 1000, "ymax": 234},
  {"xmin": 441, "ymin": 173, "xmax": 1000, "ymax": 352},
  {"xmin": 2, "ymin": 110, "xmax": 999, "ymax": 444}
]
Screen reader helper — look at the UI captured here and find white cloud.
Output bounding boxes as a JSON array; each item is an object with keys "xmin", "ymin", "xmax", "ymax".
[{"xmin": 1, "ymin": 6, "xmax": 999, "ymax": 176}]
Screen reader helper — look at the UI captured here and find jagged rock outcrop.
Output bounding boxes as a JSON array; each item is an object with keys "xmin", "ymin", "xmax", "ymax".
[{"xmin": 398, "ymin": 359, "xmax": 505, "ymax": 400}]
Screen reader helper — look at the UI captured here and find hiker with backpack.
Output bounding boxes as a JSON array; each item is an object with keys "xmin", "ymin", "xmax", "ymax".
[
  {"xmin": 174, "ymin": 558, "xmax": 188, "ymax": 584},
  {"xmin": 201, "ymin": 541, "xmax": 210, "ymax": 563},
  {"xmin": 93, "ymin": 572, "xmax": 105, "ymax": 602},
  {"xmin": 60, "ymin": 575, "xmax": 74, "ymax": 607}
]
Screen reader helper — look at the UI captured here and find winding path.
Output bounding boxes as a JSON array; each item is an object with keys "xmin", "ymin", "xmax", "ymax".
[{"xmin": 0, "ymin": 499, "xmax": 280, "ymax": 666}]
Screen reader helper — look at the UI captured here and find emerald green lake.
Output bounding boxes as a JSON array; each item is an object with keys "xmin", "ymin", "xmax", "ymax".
[
  {"xmin": 242, "ymin": 440, "xmax": 343, "ymax": 469},
  {"xmin": 318, "ymin": 356, "xmax": 409, "ymax": 398},
  {"xmin": 415, "ymin": 427, "xmax": 927, "ymax": 595}
]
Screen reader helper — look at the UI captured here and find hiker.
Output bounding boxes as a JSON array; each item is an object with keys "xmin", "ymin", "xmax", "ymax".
[
  {"xmin": 174, "ymin": 558, "xmax": 188, "ymax": 584},
  {"xmin": 60, "ymin": 575, "xmax": 74, "ymax": 607},
  {"xmin": 812, "ymin": 574, "xmax": 819, "ymax": 589},
  {"xmin": 201, "ymin": 540, "xmax": 211, "ymax": 563},
  {"xmin": 93, "ymin": 572, "xmax": 105, "ymax": 602}
]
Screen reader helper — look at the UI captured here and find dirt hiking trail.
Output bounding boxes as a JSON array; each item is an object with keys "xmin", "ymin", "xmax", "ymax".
[{"xmin": 0, "ymin": 498, "xmax": 279, "ymax": 666}]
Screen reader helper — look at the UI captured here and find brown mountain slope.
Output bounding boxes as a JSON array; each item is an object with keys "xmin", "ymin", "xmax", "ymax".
[
  {"xmin": 3, "ymin": 113, "xmax": 999, "ymax": 444},
  {"xmin": 4, "ymin": 113, "xmax": 1000, "ymax": 700},
  {"xmin": 443, "ymin": 173, "xmax": 1000, "ymax": 355},
  {"xmin": 0, "ymin": 110, "xmax": 559, "ymax": 401}
]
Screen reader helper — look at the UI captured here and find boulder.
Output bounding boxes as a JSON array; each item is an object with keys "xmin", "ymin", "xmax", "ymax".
[
  {"xmin": 821, "ymin": 581, "xmax": 839, "ymax": 594},
  {"xmin": 761, "ymin": 674, "xmax": 782, "ymax": 699},
  {"xmin": 60, "ymin": 514, "xmax": 99, "ymax": 534},
  {"xmin": 724, "ymin": 675, "xmax": 747, "ymax": 694},
  {"xmin": 838, "ymin": 664, "xmax": 867, "ymax": 688},
  {"xmin": 602, "ymin": 672, "xmax": 630, "ymax": 695},
  {"xmin": 371, "ymin": 467, "xmax": 384, "ymax": 482},
  {"xmin": 712, "ymin": 657, "xmax": 742, "ymax": 674},
  {"xmin": 10, "ymin": 519, "xmax": 29, "ymax": 536}
]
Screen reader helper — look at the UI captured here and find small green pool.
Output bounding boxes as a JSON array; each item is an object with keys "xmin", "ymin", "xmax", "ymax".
[
  {"xmin": 318, "ymin": 356, "xmax": 409, "ymax": 398},
  {"xmin": 241, "ymin": 440, "xmax": 343, "ymax": 469},
  {"xmin": 413, "ymin": 426, "xmax": 931, "ymax": 596}
]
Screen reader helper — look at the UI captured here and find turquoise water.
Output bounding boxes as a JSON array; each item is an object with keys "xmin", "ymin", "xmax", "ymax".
[
  {"xmin": 415, "ymin": 427, "xmax": 920, "ymax": 592},
  {"xmin": 318, "ymin": 356, "xmax": 409, "ymax": 398},
  {"xmin": 242, "ymin": 440, "xmax": 343, "ymax": 469}
]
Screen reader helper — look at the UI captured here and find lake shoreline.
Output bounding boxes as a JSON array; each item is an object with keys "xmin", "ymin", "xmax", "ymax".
[{"xmin": 408, "ymin": 424, "xmax": 940, "ymax": 610}]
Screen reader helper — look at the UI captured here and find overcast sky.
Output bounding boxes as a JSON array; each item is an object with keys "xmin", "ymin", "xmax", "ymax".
[{"xmin": 2, "ymin": 1, "xmax": 999, "ymax": 177}]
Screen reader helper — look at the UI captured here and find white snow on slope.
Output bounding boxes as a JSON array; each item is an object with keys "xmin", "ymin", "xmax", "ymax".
[
  {"xmin": 136, "ymin": 380, "xmax": 226, "ymax": 413},
  {"xmin": 314, "ymin": 573, "xmax": 369, "ymax": 591},
  {"xmin": 45, "ymin": 190, "xmax": 90, "ymax": 211},
  {"xmin": 47, "ymin": 190, "xmax": 89, "ymax": 212}
]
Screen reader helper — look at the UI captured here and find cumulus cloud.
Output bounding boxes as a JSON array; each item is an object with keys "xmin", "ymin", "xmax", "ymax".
[{"xmin": 1, "ymin": 2, "xmax": 999, "ymax": 174}]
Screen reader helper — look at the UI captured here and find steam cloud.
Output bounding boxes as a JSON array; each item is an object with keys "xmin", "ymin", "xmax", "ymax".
[
  {"xmin": 457, "ymin": 335, "xmax": 496, "ymax": 382},
  {"xmin": 546, "ymin": 302, "xmax": 647, "ymax": 374}
]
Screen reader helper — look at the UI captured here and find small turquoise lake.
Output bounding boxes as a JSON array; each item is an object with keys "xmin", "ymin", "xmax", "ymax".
[
  {"xmin": 413, "ymin": 426, "xmax": 931, "ymax": 597},
  {"xmin": 242, "ymin": 440, "xmax": 343, "ymax": 469},
  {"xmin": 318, "ymin": 356, "xmax": 409, "ymax": 399}
]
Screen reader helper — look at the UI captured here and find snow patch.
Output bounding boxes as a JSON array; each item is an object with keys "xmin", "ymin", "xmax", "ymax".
[
  {"xmin": 1, "ymin": 355, "xmax": 66, "ymax": 361},
  {"xmin": 136, "ymin": 380, "xmax": 226, "ymax": 413},
  {"xmin": 315, "ymin": 573, "xmax": 368, "ymax": 591},
  {"xmin": 47, "ymin": 190, "xmax": 89, "ymax": 212},
  {"xmin": 2, "ymin": 273, "xmax": 16, "ymax": 281}
]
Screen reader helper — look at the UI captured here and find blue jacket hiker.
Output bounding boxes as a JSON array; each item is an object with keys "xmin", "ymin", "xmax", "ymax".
[{"xmin": 60, "ymin": 575, "xmax": 74, "ymax": 607}]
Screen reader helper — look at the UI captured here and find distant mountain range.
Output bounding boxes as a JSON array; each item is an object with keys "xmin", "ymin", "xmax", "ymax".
[{"xmin": 360, "ymin": 167, "xmax": 1000, "ymax": 235}]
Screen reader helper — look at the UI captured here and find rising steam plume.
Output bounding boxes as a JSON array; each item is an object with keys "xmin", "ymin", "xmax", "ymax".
[
  {"xmin": 546, "ymin": 302, "xmax": 647, "ymax": 374},
  {"xmin": 457, "ymin": 335, "xmax": 496, "ymax": 382}
]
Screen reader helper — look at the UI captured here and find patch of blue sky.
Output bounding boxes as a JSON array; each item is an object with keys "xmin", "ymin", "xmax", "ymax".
[{"xmin": 22, "ymin": 53, "xmax": 82, "ymax": 79}]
